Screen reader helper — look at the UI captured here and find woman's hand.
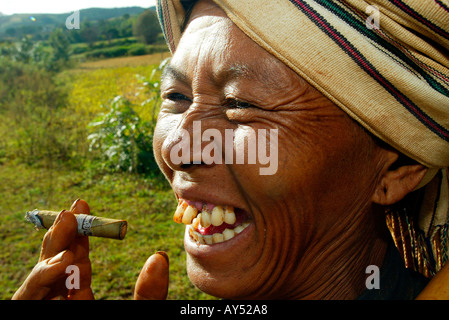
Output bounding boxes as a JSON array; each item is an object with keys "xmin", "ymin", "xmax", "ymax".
[
  {"xmin": 12, "ymin": 199, "xmax": 169, "ymax": 300},
  {"xmin": 12, "ymin": 199, "xmax": 94, "ymax": 299}
]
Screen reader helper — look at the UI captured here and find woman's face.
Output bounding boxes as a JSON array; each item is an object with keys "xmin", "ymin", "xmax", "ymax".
[{"xmin": 154, "ymin": 0, "xmax": 386, "ymax": 299}]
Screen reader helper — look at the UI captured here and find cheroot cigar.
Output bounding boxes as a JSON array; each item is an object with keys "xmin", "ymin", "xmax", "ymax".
[{"xmin": 25, "ymin": 209, "xmax": 127, "ymax": 240}]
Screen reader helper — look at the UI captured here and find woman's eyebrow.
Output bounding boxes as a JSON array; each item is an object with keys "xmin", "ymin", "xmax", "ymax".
[
  {"xmin": 161, "ymin": 64, "xmax": 189, "ymax": 85},
  {"xmin": 226, "ymin": 62, "xmax": 285, "ymax": 91},
  {"xmin": 161, "ymin": 61, "xmax": 281, "ymax": 90}
]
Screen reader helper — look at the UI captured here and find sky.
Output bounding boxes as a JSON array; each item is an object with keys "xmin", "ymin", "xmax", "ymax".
[{"xmin": 0, "ymin": 0, "xmax": 156, "ymax": 15}]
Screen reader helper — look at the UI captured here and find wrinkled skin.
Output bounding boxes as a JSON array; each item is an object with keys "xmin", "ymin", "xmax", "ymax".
[
  {"xmin": 13, "ymin": 0, "xmax": 430, "ymax": 300},
  {"xmin": 153, "ymin": 0, "xmax": 404, "ymax": 299}
]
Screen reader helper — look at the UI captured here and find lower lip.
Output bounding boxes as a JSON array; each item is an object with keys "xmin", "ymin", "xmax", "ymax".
[{"xmin": 184, "ymin": 221, "xmax": 254, "ymax": 258}]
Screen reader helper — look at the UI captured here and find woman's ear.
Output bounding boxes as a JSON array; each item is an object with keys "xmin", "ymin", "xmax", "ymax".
[{"xmin": 372, "ymin": 151, "xmax": 428, "ymax": 206}]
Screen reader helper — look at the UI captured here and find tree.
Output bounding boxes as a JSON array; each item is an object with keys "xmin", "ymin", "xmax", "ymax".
[
  {"xmin": 80, "ymin": 22, "xmax": 98, "ymax": 47},
  {"xmin": 48, "ymin": 28, "xmax": 70, "ymax": 71},
  {"xmin": 133, "ymin": 10, "xmax": 161, "ymax": 44},
  {"xmin": 105, "ymin": 28, "xmax": 119, "ymax": 42}
]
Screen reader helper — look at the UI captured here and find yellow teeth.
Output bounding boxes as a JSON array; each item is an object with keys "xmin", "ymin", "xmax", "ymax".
[
  {"xmin": 188, "ymin": 222, "xmax": 250, "ymax": 244},
  {"xmin": 182, "ymin": 205, "xmax": 198, "ymax": 225},
  {"xmin": 222, "ymin": 228, "xmax": 235, "ymax": 241},
  {"xmin": 211, "ymin": 206, "xmax": 225, "ymax": 226},
  {"xmin": 174, "ymin": 200, "xmax": 250, "ymax": 245},
  {"xmin": 224, "ymin": 206, "xmax": 236, "ymax": 224},
  {"xmin": 200, "ymin": 205, "xmax": 211, "ymax": 228},
  {"xmin": 212, "ymin": 232, "xmax": 224, "ymax": 243},
  {"xmin": 173, "ymin": 202, "xmax": 236, "ymax": 228},
  {"xmin": 173, "ymin": 201, "xmax": 188, "ymax": 223}
]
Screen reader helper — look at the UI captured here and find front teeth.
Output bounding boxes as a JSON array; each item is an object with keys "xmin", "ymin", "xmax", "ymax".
[
  {"xmin": 200, "ymin": 206, "xmax": 212, "ymax": 228},
  {"xmin": 211, "ymin": 206, "xmax": 225, "ymax": 226},
  {"xmin": 188, "ymin": 222, "xmax": 250, "ymax": 244},
  {"xmin": 182, "ymin": 205, "xmax": 198, "ymax": 225},
  {"xmin": 174, "ymin": 202, "xmax": 237, "ymax": 228},
  {"xmin": 174, "ymin": 200, "xmax": 249, "ymax": 245}
]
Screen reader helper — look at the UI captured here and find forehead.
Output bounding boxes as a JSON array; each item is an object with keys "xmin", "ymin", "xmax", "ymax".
[
  {"xmin": 166, "ymin": 1, "xmax": 295, "ymax": 90},
  {"xmin": 174, "ymin": 2, "xmax": 249, "ymax": 68}
]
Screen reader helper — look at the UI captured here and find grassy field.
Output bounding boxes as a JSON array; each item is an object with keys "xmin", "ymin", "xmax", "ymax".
[{"xmin": 0, "ymin": 53, "xmax": 214, "ymax": 300}]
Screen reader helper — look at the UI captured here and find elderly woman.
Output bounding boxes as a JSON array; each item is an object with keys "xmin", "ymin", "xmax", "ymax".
[{"xmin": 13, "ymin": 0, "xmax": 449, "ymax": 300}]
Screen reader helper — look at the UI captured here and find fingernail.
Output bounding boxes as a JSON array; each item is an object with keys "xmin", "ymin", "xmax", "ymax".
[
  {"xmin": 156, "ymin": 251, "xmax": 169, "ymax": 264},
  {"xmin": 70, "ymin": 199, "xmax": 81, "ymax": 209},
  {"xmin": 54, "ymin": 210, "xmax": 66, "ymax": 224},
  {"xmin": 48, "ymin": 250, "xmax": 67, "ymax": 265},
  {"xmin": 50, "ymin": 210, "xmax": 68, "ymax": 230}
]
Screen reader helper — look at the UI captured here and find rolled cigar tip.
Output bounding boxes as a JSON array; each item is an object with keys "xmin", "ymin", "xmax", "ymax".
[
  {"xmin": 118, "ymin": 221, "xmax": 128, "ymax": 240},
  {"xmin": 25, "ymin": 209, "xmax": 128, "ymax": 240}
]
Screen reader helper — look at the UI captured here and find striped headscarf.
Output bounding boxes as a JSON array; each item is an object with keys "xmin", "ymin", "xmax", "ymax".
[{"xmin": 156, "ymin": 0, "xmax": 449, "ymax": 278}]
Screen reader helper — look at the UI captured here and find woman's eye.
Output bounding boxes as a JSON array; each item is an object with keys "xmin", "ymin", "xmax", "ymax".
[
  {"xmin": 226, "ymin": 99, "xmax": 255, "ymax": 109},
  {"xmin": 165, "ymin": 92, "xmax": 192, "ymax": 102}
]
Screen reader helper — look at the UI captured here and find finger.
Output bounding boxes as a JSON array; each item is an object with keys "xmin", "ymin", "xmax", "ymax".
[
  {"xmin": 40, "ymin": 210, "xmax": 77, "ymax": 261},
  {"xmin": 70, "ymin": 198, "xmax": 91, "ymax": 215},
  {"xmin": 134, "ymin": 252, "xmax": 169, "ymax": 300},
  {"xmin": 12, "ymin": 250, "xmax": 75, "ymax": 300},
  {"xmin": 69, "ymin": 199, "xmax": 90, "ymax": 260},
  {"xmin": 67, "ymin": 199, "xmax": 94, "ymax": 299}
]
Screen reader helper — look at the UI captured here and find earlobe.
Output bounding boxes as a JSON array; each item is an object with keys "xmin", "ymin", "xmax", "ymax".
[{"xmin": 372, "ymin": 163, "xmax": 428, "ymax": 205}]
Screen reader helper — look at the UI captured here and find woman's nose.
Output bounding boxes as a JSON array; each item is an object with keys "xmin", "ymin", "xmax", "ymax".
[{"xmin": 161, "ymin": 112, "xmax": 222, "ymax": 172}]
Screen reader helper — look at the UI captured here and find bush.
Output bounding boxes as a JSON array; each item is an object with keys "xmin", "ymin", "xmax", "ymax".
[
  {"xmin": 0, "ymin": 57, "xmax": 72, "ymax": 165},
  {"xmin": 72, "ymin": 45, "xmax": 90, "ymax": 54},
  {"xmin": 86, "ymin": 46, "xmax": 130, "ymax": 59},
  {"xmin": 87, "ymin": 96, "xmax": 160, "ymax": 176},
  {"xmin": 128, "ymin": 43, "xmax": 147, "ymax": 56}
]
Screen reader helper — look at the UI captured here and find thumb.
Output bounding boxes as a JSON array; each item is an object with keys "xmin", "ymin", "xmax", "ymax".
[{"xmin": 134, "ymin": 251, "xmax": 169, "ymax": 300}]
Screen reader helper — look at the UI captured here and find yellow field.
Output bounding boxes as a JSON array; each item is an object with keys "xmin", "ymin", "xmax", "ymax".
[
  {"xmin": 77, "ymin": 52, "xmax": 172, "ymax": 69},
  {"xmin": 65, "ymin": 52, "xmax": 171, "ymax": 124}
]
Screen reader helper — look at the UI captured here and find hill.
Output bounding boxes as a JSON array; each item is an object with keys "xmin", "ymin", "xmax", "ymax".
[{"xmin": 0, "ymin": 7, "xmax": 152, "ymax": 40}]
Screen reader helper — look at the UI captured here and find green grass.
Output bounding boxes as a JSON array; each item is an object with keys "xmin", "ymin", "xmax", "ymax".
[{"xmin": 0, "ymin": 160, "xmax": 213, "ymax": 300}]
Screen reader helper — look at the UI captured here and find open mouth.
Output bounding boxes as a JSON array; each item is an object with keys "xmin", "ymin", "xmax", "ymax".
[{"xmin": 173, "ymin": 199, "xmax": 251, "ymax": 245}]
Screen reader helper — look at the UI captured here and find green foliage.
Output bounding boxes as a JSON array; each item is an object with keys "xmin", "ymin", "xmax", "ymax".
[
  {"xmin": 0, "ymin": 34, "xmax": 71, "ymax": 72},
  {"xmin": 81, "ymin": 42, "xmax": 167, "ymax": 59},
  {"xmin": 86, "ymin": 45, "xmax": 130, "ymax": 59},
  {"xmin": 127, "ymin": 43, "xmax": 147, "ymax": 56},
  {"xmin": 138, "ymin": 57, "xmax": 170, "ymax": 122},
  {"xmin": 87, "ymin": 96, "xmax": 160, "ymax": 176},
  {"xmin": 0, "ymin": 55, "xmax": 72, "ymax": 165},
  {"xmin": 48, "ymin": 28, "xmax": 71, "ymax": 71},
  {"xmin": 133, "ymin": 10, "xmax": 161, "ymax": 44}
]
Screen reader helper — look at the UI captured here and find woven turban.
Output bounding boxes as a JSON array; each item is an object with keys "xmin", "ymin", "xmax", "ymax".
[{"xmin": 156, "ymin": 0, "xmax": 449, "ymax": 278}]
